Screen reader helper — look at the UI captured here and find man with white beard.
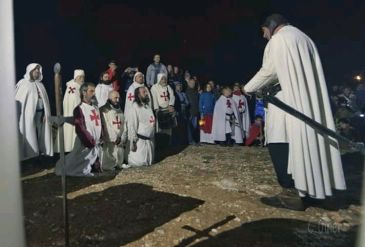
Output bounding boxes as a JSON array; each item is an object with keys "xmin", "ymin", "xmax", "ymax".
[
  {"xmin": 243, "ymin": 14, "xmax": 346, "ymax": 210},
  {"xmin": 150, "ymin": 73, "xmax": 176, "ymax": 146},
  {"xmin": 55, "ymin": 82, "xmax": 102, "ymax": 176},
  {"xmin": 100, "ymin": 90, "xmax": 129, "ymax": 170},
  {"xmin": 58, "ymin": 69, "xmax": 85, "ymax": 153},
  {"xmin": 15, "ymin": 63, "xmax": 53, "ymax": 161},
  {"xmin": 128, "ymin": 87, "xmax": 156, "ymax": 166},
  {"xmin": 95, "ymin": 71, "xmax": 113, "ymax": 108}
]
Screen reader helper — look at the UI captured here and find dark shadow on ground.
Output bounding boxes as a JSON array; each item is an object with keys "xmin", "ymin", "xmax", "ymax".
[
  {"xmin": 24, "ymin": 183, "xmax": 204, "ymax": 247},
  {"xmin": 155, "ymin": 139, "xmax": 188, "ymax": 163},
  {"xmin": 21, "ymin": 154, "xmax": 60, "ymax": 177},
  {"xmin": 184, "ymin": 218, "xmax": 357, "ymax": 247}
]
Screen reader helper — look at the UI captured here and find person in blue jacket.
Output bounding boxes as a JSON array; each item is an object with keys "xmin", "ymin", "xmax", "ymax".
[{"xmin": 199, "ymin": 83, "xmax": 216, "ymax": 144}]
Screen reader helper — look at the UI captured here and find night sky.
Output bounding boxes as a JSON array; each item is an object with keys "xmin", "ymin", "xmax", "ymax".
[{"xmin": 14, "ymin": 0, "xmax": 365, "ymax": 91}]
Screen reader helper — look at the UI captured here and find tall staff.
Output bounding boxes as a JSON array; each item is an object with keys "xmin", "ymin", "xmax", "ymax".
[{"xmin": 53, "ymin": 63, "xmax": 70, "ymax": 247}]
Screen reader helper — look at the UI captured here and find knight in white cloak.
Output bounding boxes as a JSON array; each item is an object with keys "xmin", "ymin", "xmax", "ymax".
[
  {"xmin": 244, "ymin": 14, "xmax": 346, "ymax": 210},
  {"xmin": 95, "ymin": 71, "xmax": 113, "ymax": 108},
  {"xmin": 55, "ymin": 82, "xmax": 102, "ymax": 176},
  {"xmin": 128, "ymin": 87, "xmax": 155, "ymax": 166},
  {"xmin": 15, "ymin": 63, "xmax": 53, "ymax": 161},
  {"xmin": 124, "ymin": 72, "xmax": 146, "ymax": 117},
  {"xmin": 150, "ymin": 73, "xmax": 176, "ymax": 148},
  {"xmin": 232, "ymin": 83, "xmax": 250, "ymax": 143},
  {"xmin": 100, "ymin": 90, "xmax": 128, "ymax": 170},
  {"xmin": 55, "ymin": 69, "xmax": 85, "ymax": 153},
  {"xmin": 211, "ymin": 86, "xmax": 243, "ymax": 146}
]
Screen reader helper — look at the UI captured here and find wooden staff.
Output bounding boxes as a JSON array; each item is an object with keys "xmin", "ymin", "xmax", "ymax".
[{"xmin": 53, "ymin": 63, "xmax": 70, "ymax": 247}]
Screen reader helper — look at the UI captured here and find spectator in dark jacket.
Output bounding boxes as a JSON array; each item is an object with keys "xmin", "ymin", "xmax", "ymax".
[{"xmin": 185, "ymin": 78, "xmax": 200, "ymax": 145}]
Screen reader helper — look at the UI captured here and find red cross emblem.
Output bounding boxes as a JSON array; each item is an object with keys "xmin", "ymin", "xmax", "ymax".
[
  {"xmin": 226, "ymin": 99, "xmax": 232, "ymax": 108},
  {"xmin": 128, "ymin": 92, "xmax": 134, "ymax": 101},
  {"xmin": 160, "ymin": 91, "xmax": 169, "ymax": 101},
  {"xmin": 238, "ymin": 99, "xmax": 244, "ymax": 109},
  {"xmin": 68, "ymin": 87, "xmax": 76, "ymax": 94},
  {"xmin": 149, "ymin": 116, "xmax": 155, "ymax": 124},
  {"xmin": 112, "ymin": 116, "xmax": 122, "ymax": 128},
  {"xmin": 90, "ymin": 109, "xmax": 100, "ymax": 126}
]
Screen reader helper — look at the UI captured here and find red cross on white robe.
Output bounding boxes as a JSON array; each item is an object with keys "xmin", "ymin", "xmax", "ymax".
[
  {"xmin": 226, "ymin": 99, "xmax": 232, "ymax": 108},
  {"xmin": 149, "ymin": 116, "xmax": 155, "ymax": 124},
  {"xmin": 68, "ymin": 87, "xmax": 76, "ymax": 94},
  {"xmin": 160, "ymin": 91, "xmax": 169, "ymax": 101},
  {"xmin": 128, "ymin": 92, "xmax": 135, "ymax": 101},
  {"xmin": 90, "ymin": 109, "xmax": 100, "ymax": 126},
  {"xmin": 238, "ymin": 99, "xmax": 244, "ymax": 109},
  {"xmin": 112, "ymin": 116, "xmax": 122, "ymax": 128}
]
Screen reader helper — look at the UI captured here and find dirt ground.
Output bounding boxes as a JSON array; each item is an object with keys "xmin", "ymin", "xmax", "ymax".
[{"xmin": 21, "ymin": 145, "xmax": 363, "ymax": 247}]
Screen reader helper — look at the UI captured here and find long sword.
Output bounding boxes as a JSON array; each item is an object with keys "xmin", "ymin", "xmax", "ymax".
[{"xmin": 261, "ymin": 89, "xmax": 364, "ymax": 154}]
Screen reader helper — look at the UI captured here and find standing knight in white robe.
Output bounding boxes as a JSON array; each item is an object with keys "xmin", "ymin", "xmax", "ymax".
[
  {"xmin": 100, "ymin": 91, "xmax": 127, "ymax": 170},
  {"xmin": 150, "ymin": 73, "xmax": 176, "ymax": 134},
  {"xmin": 15, "ymin": 63, "xmax": 53, "ymax": 161},
  {"xmin": 95, "ymin": 71, "xmax": 113, "ymax": 108},
  {"xmin": 244, "ymin": 14, "xmax": 345, "ymax": 206},
  {"xmin": 128, "ymin": 87, "xmax": 155, "ymax": 166},
  {"xmin": 55, "ymin": 83, "xmax": 101, "ymax": 176},
  {"xmin": 212, "ymin": 88, "xmax": 243, "ymax": 145},
  {"xmin": 232, "ymin": 85, "xmax": 250, "ymax": 142},
  {"xmin": 58, "ymin": 69, "xmax": 85, "ymax": 153},
  {"xmin": 124, "ymin": 72, "xmax": 146, "ymax": 117}
]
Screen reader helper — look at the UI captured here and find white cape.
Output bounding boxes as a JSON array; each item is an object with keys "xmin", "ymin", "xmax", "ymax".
[
  {"xmin": 232, "ymin": 93, "xmax": 251, "ymax": 139},
  {"xmin": 244, "ymin": 25, "xmax": 345, "ymax": 199},
  {"xmin": 211, "ymin": 95, "xmax": 243, "ymax": 142},
  {"xmin": 55, "ymin": 80, "xmax": 81, "ymax": 153},
  {"xmin": 15, "ymin": 64, "xmax": 53, "ymax": 160}
]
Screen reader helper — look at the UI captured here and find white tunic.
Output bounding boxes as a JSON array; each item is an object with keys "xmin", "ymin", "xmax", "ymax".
[
  {"xmin": 55, "ymin": 103, "xmax": 102, "ymax": 176},
  {"xmin": 127, "ymin": 102, "xmax": 155, "ymax": 166},
  {"xmin": 244, "ymin": 25, "xmax": 345, "ymax": 199},
  {"xmin": 95, "ymin": 83, "xmax": 113, "ymax": 108},
  {"xmin": 232, "ymin": 93, "xmax": 251, "ymax": 139},
  {"xmin": 150, "ymin": 83, "xmax": 175, "ymax": 110},
  {"xmin": 265, "ymin": 91, "xmax": 288, "ymax": 143},
  {"xmin": 57, "ymin": 80, "xmax": 81, "ymax": 152},
  {"xmin": 100, "ymin": 103, "xmax": 127, "ymax": 169},
  {"xmin": 15, "ymin": 64, "xmax": 53, "ymax": 161},
  {"xmin": 211, "ymin": 95, "xmax": 243, "ymax": 142}
]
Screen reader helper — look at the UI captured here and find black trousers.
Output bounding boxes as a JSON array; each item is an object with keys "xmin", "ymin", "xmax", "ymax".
[{"xmin": 268, "ymin": 143, "xmax": 295, "ymax": 189}]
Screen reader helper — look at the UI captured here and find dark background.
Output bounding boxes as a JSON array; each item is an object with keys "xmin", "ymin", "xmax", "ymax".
[{"xmin": 14, "ymin": 0, "xmax": 365, "ymax": 90}]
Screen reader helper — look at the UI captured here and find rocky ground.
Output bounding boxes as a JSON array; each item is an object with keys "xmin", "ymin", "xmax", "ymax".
[{"xmin": 21, "ymin": 145, "xmax": 363, "ymax": 247}]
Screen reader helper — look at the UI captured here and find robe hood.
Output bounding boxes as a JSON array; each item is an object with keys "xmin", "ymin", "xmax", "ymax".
[
  {"xmin": 157, "ymin": 73, "xmax": 167, "ymax": 86},
  {"xmin": 133, "ymin": 72, "xmax": 144, "ymax": 83},
  {"xmin": 74, "ymin": 69, "xmax": 85, "ymax": 80},
  {"xmin": 24, "ymin": 63, "xmax": 43, "ymax": 82}
]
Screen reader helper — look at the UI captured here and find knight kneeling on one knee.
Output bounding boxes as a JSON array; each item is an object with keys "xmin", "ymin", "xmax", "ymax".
[
  {"xmin": 55, "ymin": 82, "xmax": 102, "ymax": 177},
  {"xmin": 100, "ymin": 90, "xmax": 129, "ymax": 171}
]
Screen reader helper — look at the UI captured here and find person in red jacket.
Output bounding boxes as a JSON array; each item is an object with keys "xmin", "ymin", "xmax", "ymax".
[{"xmin": 106, "ymin": 60, "xmax": 121, "ymax": 92}]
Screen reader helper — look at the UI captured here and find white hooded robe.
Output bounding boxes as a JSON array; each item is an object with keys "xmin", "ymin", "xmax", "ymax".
[
  {"xmin": 232, "ymin": 93, "xmax": 251, "ymax": 141},
  {"xmin": 15, "ymin": 63, "xmax": 53, "ymax": 161}
]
